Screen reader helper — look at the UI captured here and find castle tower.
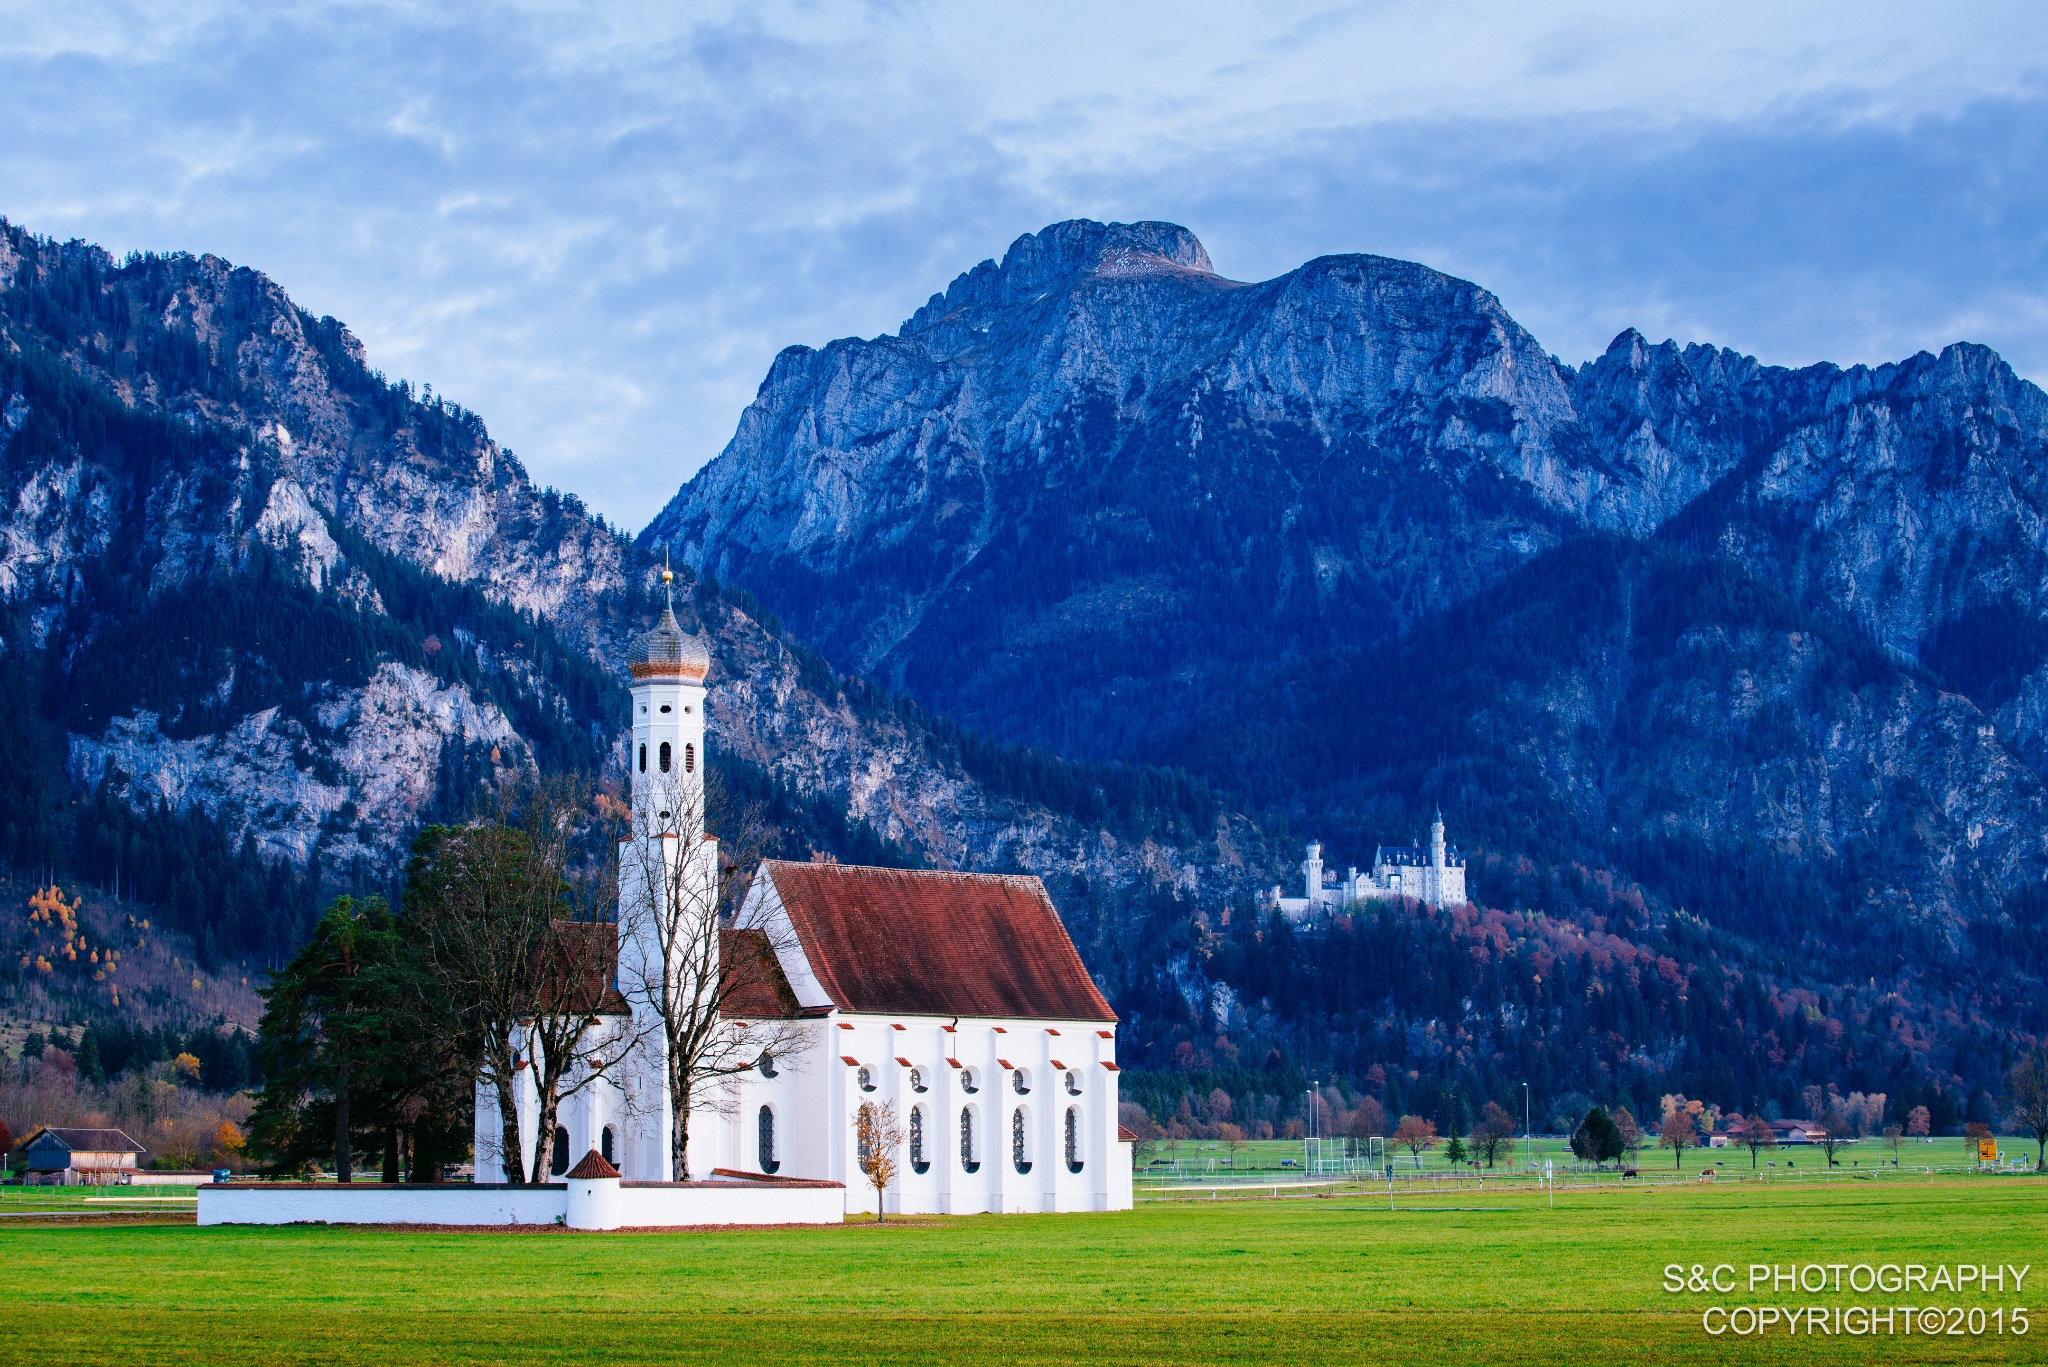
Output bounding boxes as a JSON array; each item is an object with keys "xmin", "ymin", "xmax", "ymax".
[
  {"xmin": 1302, "ymin": 842, "xmax": 1324, "ymax": 905},
  {"xmin": 617, "ymin": 567, "xmax": 718, "ymax": 1179},
  {"xmin": 1430, "ymin": 809, "xmax": 1445, "ymax": 870}
]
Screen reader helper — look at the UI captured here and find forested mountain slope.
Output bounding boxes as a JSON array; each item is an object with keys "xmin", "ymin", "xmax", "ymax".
[
  {"xmin": 0, "ymin": 222, "xmax": 1251, "ymax": 983},
  {"xmin": 647, "ymin": 220, "xmax": 2048, "ymax": 932},
  {"xmin": 2, "ymin": 215, "xmax": 2034, "ymax": 1134}
]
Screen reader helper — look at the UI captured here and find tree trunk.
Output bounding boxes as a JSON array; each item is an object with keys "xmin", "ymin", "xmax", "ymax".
[
  {"xmin": 382, "ymin": 1125, "xmax": 400, "ymax": 1182},
  {"xmin": 532, "ymin": 1081, "xmax": 561, "ymax": 1185},
  {"xmin": 671, "ymin": 1064, "xmax": 693, "ymax": 1180},
  {"xmin": 495, "ymin": 1072, "xmax": 526, "ymax": 1184},
  {"xmin": 333, "ymin": 1061, "xmax": 353, "ymax": 1183}
]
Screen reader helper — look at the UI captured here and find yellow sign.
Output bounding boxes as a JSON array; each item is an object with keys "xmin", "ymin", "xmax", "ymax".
[{"xmin": 1979, "ymin": 1137, "xmax": 1999, "ymax": 1162}]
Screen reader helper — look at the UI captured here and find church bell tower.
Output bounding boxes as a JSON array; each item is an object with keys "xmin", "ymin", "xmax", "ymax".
[
  {"xmin": 617, "ymin": 564, "xmax": 717, "ymax": 1179},
  {"xmin": 627, "ymin": 565, "xmax": 710, "ymax": 832}
]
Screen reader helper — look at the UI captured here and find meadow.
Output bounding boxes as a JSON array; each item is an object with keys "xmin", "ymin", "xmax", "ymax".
[{"xmin": 1, "ymin": 1175, "xmax": 2042, "ymax": 1365}]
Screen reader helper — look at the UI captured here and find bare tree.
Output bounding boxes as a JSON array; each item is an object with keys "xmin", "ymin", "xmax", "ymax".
[
  {"xmin": 853, "ymin": 1098, "xmax": 903, "ymax": 1223},
  {"xmin": 1738, "ymin": 1113, "xmax": 1777, "ymax": 1169},
  {"xmin": 1613, "ymin": 1106, "xmax": 1643, "ymax": 1168},
  {"xmin": 614, "ymin": 770, "xmax": 809, "ymax": 1178},
  {"xmin": 1815, "ymin": 1105, "xmax": 1852, "ymax": 1167},
  {"xmin": 516, "ymin": 778, "xmax": 646, "ymax": 1185},
  {"xmin": 1883, "ymin": 1124, "xmax": 1904, "ymax": 1164},
  {"xmin": 1659, "ymin": 1110, "xmax": 1697, "ymax": 1169},
  {"xmin": 406, "ymin": 776, "xmax": 634, "ymax": 1184},
  {"xmin": 2006, "ymin": 1044, "xmax": 2048, "ymax": 1171},
  {"xmin": 1469, "ymin": 1101, "xmax": 1515, "ymax": 1168}
]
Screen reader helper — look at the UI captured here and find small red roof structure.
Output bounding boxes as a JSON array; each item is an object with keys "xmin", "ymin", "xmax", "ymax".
[
  {"xmin": 565, "ymin": 1149, "xmax": 619, "ymax": 1180},
  {"xmin": 1117, "ymin": 1125, "xmax": 1139, "ymax": 1142},
  {"xmin": 759, "ymin": 862, "xmax": 1116, "ymax": 1021}
]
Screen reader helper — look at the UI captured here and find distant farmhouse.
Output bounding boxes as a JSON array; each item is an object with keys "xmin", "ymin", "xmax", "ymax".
[
  {"xmin": 1269, "ymin": 812, "xmax": 1469, "ymax": 921},
  {"xmin": 10, "ymin": 1126, "xmax": 145, "ymax": 1185}
]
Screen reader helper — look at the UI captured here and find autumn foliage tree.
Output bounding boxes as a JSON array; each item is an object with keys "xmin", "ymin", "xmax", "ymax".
[
  {"xmin": 1659, "ymin": 1109, "xmax": 1697, "ymax": 1170},
  {"xmin": 1392, "ymin": 1114, "xmax": 1438, "ymax": 1162},
  {"xmin": 853, "ymin": 1098, "xmax": 903, "ymax": 1223}
]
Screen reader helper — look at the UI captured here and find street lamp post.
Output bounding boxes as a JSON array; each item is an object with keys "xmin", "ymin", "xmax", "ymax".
[{"xmin": 1523, "ymin": 1083, "xmax": 1531, "ymax": 1174}]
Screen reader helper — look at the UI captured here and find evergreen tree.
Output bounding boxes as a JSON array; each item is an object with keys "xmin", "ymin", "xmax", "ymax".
[{"xmin": 1570, "ymin": 1106, "xmax": 1625, "ymax": 1166}]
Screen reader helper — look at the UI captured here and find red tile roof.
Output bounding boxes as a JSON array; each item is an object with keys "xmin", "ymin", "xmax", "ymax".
[
  {"xmin": 1117, "ymin": 1125, "xmax": 1139, "ymax": 1142},
  {"xmin": 763, "ymin": 862, "xmax": 1116, "ymax": 1022},
  {"xmin": 566, "ymin": 1150, "xmax": 619, "ymax": 1180},
  {"xmin": 719, "ymin": 927, "xmax": 800, "ymax": 1019}
]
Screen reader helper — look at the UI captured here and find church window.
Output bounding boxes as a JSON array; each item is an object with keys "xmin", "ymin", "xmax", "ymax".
[
  {"xmin": 638, "ymin": 743, "xmax": 646, "ymax": 773},
  {"xmin": 1012, "ymin": 1068, "xmax": 1029, "ymax": 1095},
  {"xmin": 909, "ymin": 1067, "xmax": 926, "ymax": 1093},
  {"xmin": 909, "ymin": 1106, "xmax": 929, "ymax": 1174},
  {"xmin": 1012, "ymin": 1107, "xmax": 1031, "ymax": 1174},
  {"xmin": 857, "ymin": 1066, "xmax": 875, "ymax": 1092},
  {"xmin": 550, "ymin": 1126, "xmax": 570, "ymax": 1177},
  {"xmin": 960, "ymin": 1068, "xmax": 978, "ymax": 1094},
  {"xmin": 959, "ymin": 1107, "xmax": 979, "ymax": 1173},
  {"xmin": 659, "ymin": 742, "xmax": 671, "ymax": 773},
  {"xmin": 600, "ymin": 1126, "xmax": 615, "ymax": 1166},
  {"xmin": 758, "ymin": 1051, "xmax": 778, "ymax": 1078},
  {"xmin": 758, "ymin": 1106, "xmax": 779, "ymax": 1174},
  {"xmin": 659, "ymin": 704, "xmax": 671, "ymax": 714},
  {"xmin": 856, "ymin": 1102, "xmax": 874, "ymax": 1166},
  {"xmin": 1065, "ymin": 1070, "xmax": 1081, "ymax": 1095},
  {"xmin": 1065, "ymin": 1107, "xmax": 1083, "ymax": 1173},
  {"xmin": 685, "ymin": 742, "xmax": 695, "ymax": 773}
]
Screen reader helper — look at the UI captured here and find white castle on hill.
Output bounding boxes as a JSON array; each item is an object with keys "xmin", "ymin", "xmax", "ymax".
[{"xmin": 1270, "ymin": 812, "xmax": 1468, "ymax": 920}]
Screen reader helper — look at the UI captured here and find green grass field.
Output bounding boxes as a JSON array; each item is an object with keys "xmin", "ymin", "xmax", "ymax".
[
  {"xmin": 1138, "ymin": 1133, "xmax": 2014, "ymax": 1183},
  {"xmin": 1, "ymin": 1176, "xmax": 2043, "ymax": 1364}
]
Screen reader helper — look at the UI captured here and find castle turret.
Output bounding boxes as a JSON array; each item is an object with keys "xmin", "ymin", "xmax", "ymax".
[
  {"xmin": 1431, "ymin": 808, "xmax": 1446, "ymax": 870},
  {"xmin": 1302, "ymin": 842, "xmax": 1324, "ymax": 904}
]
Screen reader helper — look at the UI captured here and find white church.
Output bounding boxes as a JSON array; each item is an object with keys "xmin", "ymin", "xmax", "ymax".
[
  {"xmin": 1270, "ymin": 813, "xmax": 1469, "ymax": 921},
  {"xmin": 471, "ymin": 591, "xmax": 1135, "ymax": 1217}
]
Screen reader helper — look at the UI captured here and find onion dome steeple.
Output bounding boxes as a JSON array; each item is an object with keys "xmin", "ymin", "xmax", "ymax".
[{"xmin": 628, "ymin": 561, "xmax": 710, "ymax": 683}]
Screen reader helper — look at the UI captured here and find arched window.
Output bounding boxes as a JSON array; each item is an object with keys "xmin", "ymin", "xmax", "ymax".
[
  {"xmin": 1065, "ymin": 1107, "xmax": 1083, "ymax": 1173},
  {"xmin": 638, "ymin": 743, "xmax": 646, "ymax": 773},
  {"xmin": 1012, "ymin": 1107, "xmax": 1031, "ymax": 1174},
  {"xmin": 1065, "ymin": 1070, "xmax": 1081, "ymax": 1095},
  {"xmin": 960, "ymin": 1068, "xmax": 978, "ymax": 1094},
  {"xmin": 550, "ymin": 1126, "xmax": 570, "ymax": 1177},
  {"xmin": 600, "ymin": 1126, "xmax": 615, "ymax": 1166},
  {"xmin": 909, "ymin": 1067, "xmax": 926, "ymax": 1093},
  {"xmin": 910, "ymin": 1106, "xmax": 929, "ymax": 1174},
  {"xmin": 857, "ymin": 1065, "xmax": 875, "ymax": 1092},
  {"xmin": 685, "ymin": 742, "xmax": 696, "ymax": 773},
  {"xmin": 757, "ymin": 1051, "xmax": 778, "ymax": 1078},
  {"xmin": 960, "ymin": 1107, "xmax": 980, "ymax": 1173},
  {"xmin": 758, "ymin": 1105, "xmax": 779, "ymax": 1174},
  {"xmin": 856, "ymin": 1102, "xmax": 874, "ymax": 1166},
  {"xmin": 1013, "ymin": 1068, "xmax": 1030, "ymax": 1095},
  {"xmin": 659, "ymin": 741, "xmax": 672, "ymax": 773}
]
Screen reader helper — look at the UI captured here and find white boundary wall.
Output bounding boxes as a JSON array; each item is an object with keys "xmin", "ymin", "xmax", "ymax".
[{"xmin": 199, "ymin": 1180, "xmax": 843, "ymax": 1228}]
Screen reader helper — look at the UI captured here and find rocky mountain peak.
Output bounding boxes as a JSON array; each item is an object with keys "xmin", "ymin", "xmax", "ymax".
[{"xmin": 901, "ymin": 218, "xmax": 1218, "ymax": 336}]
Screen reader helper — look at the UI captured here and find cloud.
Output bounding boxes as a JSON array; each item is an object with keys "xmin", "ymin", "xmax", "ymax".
[{"xmin": 0, "ymin": 1, "xmax": 2042, "ymax": 528}]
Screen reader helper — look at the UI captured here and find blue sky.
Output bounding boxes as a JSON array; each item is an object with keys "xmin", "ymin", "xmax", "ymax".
[{"xmin": 3, "ymin": 2, "xmax": 2043, "ymax": 530}]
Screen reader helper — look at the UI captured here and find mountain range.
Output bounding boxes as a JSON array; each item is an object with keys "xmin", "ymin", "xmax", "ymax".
[{"xmin": 4, "ymin": 215, "xmax": 2042, "ymax": 1133}]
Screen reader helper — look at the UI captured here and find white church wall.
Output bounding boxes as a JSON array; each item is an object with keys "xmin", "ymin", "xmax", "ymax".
[
  {"xmin": 200, "ymin": 1183, "xmax": 567, "ymax": 1226},
  {"xmin": 198, "ymin": 1179, "xmax": 844, "ymax": 1228}
]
